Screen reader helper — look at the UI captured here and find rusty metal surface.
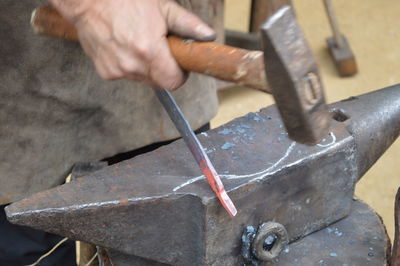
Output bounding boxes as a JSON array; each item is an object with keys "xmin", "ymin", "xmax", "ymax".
[
  {"xmin": 261, "ymin": 6, "xmax": 331, "ymax": 144},
  {"xmin": 393, "ymin": 187, "xmax": 400, "ymax": 265},
  {"xmin": 274, "ymin": 200, "xmax": 391, "ymax": 265},
  {"xmin": 330, "ymin": 85, "xmax": 400, "ymax": 179},
  {"xmin": 5, "ymin": 85, "xmax": 400, "ymax": 265},
  {"xmin": 75, "ymin": 200, "xmax": 392, "ymax": 266}
]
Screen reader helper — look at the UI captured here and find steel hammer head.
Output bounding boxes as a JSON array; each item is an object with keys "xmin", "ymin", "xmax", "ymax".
[{"xmin": 261, "ymin": 6, "xmax": 331, "ymax": 144}]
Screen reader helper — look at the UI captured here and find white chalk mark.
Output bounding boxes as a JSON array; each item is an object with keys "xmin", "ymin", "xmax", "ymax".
[
  {"xmin": 172, "ymin": 132, "xmax": 337, "ymax": 192},
  {"xmin": 317, "ymin": 132, "xmax": 336, "ymax": 147},
  {"xmin": 223, "ymin": 142, "xmax": 296, "ymax": 181},
  {"xmin": 173, "ymin": 142, "xmax": 296, "ymax": 191},
  {"xmin": 173, "ymin": 176, "xmax": 204, "ymax": 192}
]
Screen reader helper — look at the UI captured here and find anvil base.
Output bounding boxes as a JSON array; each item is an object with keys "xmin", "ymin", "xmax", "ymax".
[{"xmin": 97, "ymin": 200, "xmax": 390, "ymax": 265}]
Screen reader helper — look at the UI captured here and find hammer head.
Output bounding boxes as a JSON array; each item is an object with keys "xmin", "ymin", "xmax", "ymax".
[
  {"xmin": 327, "ymin": 35, "xmax": 358, "ymax": 77},
  {"xmin": 261, "ymin": 6, "xmax": 331, "ymax": 144}
]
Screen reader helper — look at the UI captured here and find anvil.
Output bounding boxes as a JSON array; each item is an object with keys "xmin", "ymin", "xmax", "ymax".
[{"xmin": 5, "ymin": 85, "xmax": 400, "ymax": 265}]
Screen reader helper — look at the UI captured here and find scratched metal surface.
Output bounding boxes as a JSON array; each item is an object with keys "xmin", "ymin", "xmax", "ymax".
[
  {"xmin": 6, "ymin": 105, "xmax": 356, "ymax": 265},
  {"xmin": 273, "ymin": 200, "xmax": 390, "ymax": 265},
  {"xmin": 6, "ymin": 85, "xmax": 400, "ymax": 265}
]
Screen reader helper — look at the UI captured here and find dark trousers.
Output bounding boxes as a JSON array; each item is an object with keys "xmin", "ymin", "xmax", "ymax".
[{"xmin": 0, "ymin": 124, "xmax": 209, "ymax": 266}]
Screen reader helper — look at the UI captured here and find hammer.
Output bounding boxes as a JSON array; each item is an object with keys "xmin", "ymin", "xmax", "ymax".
[
  {"xmin": 323, "ymin": 0, "xmax": 358, "ymax": 77},
  {"xmin": 31, "ymin": 5, "xmax": 330, "ymax": 144}
]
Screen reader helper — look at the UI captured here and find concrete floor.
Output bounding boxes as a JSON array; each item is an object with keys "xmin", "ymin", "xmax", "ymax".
[{"xmin": 216, "ymin": 0, "xmax": 399, "ymax": 240}]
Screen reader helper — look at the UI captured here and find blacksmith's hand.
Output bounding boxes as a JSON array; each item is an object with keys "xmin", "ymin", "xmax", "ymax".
[{"xmin": 46, "ymin": 0, "xmax": 216, "ymax": 90}]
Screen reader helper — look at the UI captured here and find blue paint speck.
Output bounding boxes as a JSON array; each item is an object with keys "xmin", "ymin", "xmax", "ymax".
[
  {"xmin": 221, "ymin": 142, "xmax": 235, "ymax": 150},
  {"xmin": 318, "ymin": 260, "xmax": 324, "ymax": 264},
  {"xmin": 218, "ymin": 128, "xmax": 234, "ymax": 135},
  {"xmin": 325, "ymin": 227, "xmax": 333, "ymax": 233},
  {"xmin": 330, "ymin": 253, "xmax": 337, "ymax": 257},
  {"xmin": 369, "ymin": 247, "xmax": 374, "ymax": 251},
  {"xmin": 247, "ymin": 133, "xmax": 256, "ymax": 141},
  {"xmin": 265, "ymin": 235, "xmax": 276, "ymax": 245},
  {"xmin": 334, "ymin": 231, "xmax": 343, "ymax": 237},
  {"xmin": 236, "ymin": 126, "xmax": 246, "ymax": 134},
  {"xmin": 253, "ymin": 116, "xmax": 261, "ymax": 121},
  {"xmin": 325, "ymin": 227, "xmax": 343, "ymax": 237},
  {"xmin": 283, "ymin": 247, "xmax": 290, "ymax": 254},
  {"xmin": 368, "ymin": 252, "xmax": 374, "ymax": 257}
]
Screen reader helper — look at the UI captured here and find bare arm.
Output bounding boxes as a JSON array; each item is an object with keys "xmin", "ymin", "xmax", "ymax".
[{"xmin": 46, "ymin": 0, "xmax": 216, "ymax": 90}]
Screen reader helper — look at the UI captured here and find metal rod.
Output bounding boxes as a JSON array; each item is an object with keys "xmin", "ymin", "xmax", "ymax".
[
  {"xmin": 323, "ymin": 0, "xmax": 344, "ymax": 48},
  {"xmin": 153, "ymin": 89, "xmax": 237, "ymax": 217}
]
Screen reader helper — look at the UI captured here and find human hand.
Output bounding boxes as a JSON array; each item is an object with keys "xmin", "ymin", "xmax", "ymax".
[{"xmin": 47, "ymin": 0, "xmax": 216, "ymax": 90}]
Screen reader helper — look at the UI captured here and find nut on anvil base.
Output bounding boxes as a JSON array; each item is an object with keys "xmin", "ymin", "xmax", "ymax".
[{"xmin": 6, "ymin": 85, "xmax": 400, "ymax": 265}]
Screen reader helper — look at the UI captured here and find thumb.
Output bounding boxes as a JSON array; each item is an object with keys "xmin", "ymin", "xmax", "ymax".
[{"xmin": 160, "ymin": 0, "xmax": 217, "ymax": 41}]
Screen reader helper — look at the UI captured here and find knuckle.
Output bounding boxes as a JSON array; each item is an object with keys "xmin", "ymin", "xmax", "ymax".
[{"xmin": 132, "ymin": 42, "xmax": 154, "ymax": 61}]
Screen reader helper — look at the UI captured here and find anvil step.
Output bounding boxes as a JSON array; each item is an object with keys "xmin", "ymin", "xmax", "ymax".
[{"xmin": 6, "ymin": 85, "xmax": 400, "ymax": 265}]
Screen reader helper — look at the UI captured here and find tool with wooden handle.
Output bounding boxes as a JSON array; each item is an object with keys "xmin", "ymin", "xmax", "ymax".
[
  {"xmin": 31, "ymin": 5, "xmax": 331, "ymax": 145},
  {"xmin": 322, "ymin": 0, "xmax": 357, "ymax": 77},
  {"xmin": 31, "ymin": 6, "xmax": 268, "ymax": 92}
]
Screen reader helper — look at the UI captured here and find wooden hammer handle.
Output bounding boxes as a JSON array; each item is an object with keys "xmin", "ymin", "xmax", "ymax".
[{"xmin": 31, "ymin": 6, "xmax": 270, "ymax": 92}]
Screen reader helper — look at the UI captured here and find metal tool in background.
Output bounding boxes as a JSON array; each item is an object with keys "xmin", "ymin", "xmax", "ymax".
[
  {"xmin": 250, "ymin": 0, "xmax": 292, "ymax": 33},
  {"xmin": 261, "ymin": 6, "xmax": 331, "ymax": 144},
  {"xmin": 6, "ymin": 85, "xmax": 400, "ymax": 265},
  {"xmin": 225, "ymin": 0, "xmax": 291, "ymax": 51},
  {"xmin": 154, "ymin": 89, "xmax": 236, "ymax": 217},
  {"xmin": 323, "ymin": 0, "xmax": 358, "ymax": 77},
  {"xmin": 31, "ymin": 5, "xmax": 331, "ymax": 145}
]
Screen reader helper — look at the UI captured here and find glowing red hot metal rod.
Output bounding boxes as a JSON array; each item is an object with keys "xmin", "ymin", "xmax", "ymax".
[{"xmin": 153, "ymin": 89, "xmax": 237, "ymax": 217}]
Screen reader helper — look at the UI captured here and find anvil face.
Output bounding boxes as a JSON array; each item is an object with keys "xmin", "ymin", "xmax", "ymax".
[
  {"xmin": 6, "ymin": 85, "xmax": 400, "ymax": 265},
  {"xmin": 6, "ymin": 105, "xmax": 357, "ymax": 265}
]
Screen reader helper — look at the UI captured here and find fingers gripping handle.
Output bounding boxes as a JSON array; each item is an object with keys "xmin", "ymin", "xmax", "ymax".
[{"xmin": 31, "ymin": 6, "xmax": 270, "ymax": 92}]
